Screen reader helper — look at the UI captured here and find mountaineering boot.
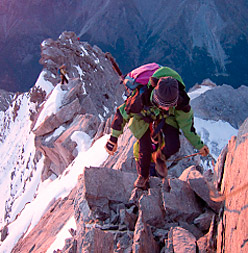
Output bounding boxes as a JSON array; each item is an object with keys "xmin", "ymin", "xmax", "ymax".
[
  {"xmin": 134, "ymin": 175, "xmax": 149, "ymax": 190},
  {"xmin": 153, "ymin": 150, "xmax": 168, "ymax": 178}
]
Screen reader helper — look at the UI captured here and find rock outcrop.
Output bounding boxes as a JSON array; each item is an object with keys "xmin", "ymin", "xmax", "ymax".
[
  {"xmin": 0, "ymin": 89, "xmax": 14, "ymax": 112},
  {"xmin": 30, "ymin": 32, "xmax": 124, "ymax": 180},
  {"xmin": 215, "ymin": 117, "xmax": 248, "ymax": 252}
]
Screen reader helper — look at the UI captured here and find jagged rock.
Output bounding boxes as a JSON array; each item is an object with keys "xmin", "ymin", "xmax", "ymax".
[
  {"xmin": 0, "ymin": 89, "xmax": 14, "ymax": 111},
  {"xmin": 102, "ymin": 126, "xmax": 137, "ymax": 174},
  {"xmin": 165, "ymin": 227, "xmax": 197, "ymax": 253},
  {"xmin": 179, "ymin": 166, "xmax": 222, "ymax": 213},
  {"xmin": 119, "ymin": 206, "xmax": 137, "ymax": 231},
  {"xmin": 153, "ymin": 228, "xmax": 169, "ymax": 246},
  {"xmin": 191, "ymin": 84, "xmax": 248, "ymax": 129},
  {"xmin": 216, "ymin": 117, "xmax": 248, "ymax": 253},
  {"xmin": 61, "ymin": 238, "xmax": 77, "ymax": 253},
  {"xmin": 114, "ymin": 232, "xmax": 133, "ymax": 252},
  {"xmin": 30, "ymin": 31, "xmax": 125, "ymax": 179},
  {"xmin": 33, "ymin": 81, "xmax": 83, "ymax": 137},
  {"xmin": 129, "ymin": 187, "xmax": 146, "ymax": 207},
  {"xmin": 197, "ymin": 233, "xmax": 209, "ymax": 253},
  {"xmin": 40, "ymin": 31, "xmax": 124, "ymax": 118},
  {"xmin": 178, "ymin": 221, "xmax": 203, "ymax": 240},
  {"xmin": 194, "ymin": 210, "xmax": 215, "ymax": 232},
  {"xmin": 76, "ymin": 224, "xmax": 115, "ymax": 253},
  {"xmin": 62, "ymin": 78, "xmax": 83, "ymax": 105},
  {"xmin": 74, "ymin": 167, "xmax": 137, "ymax": 222},
  {"xmin": 132, "ymin": 210, "xmax": 160, "ymax": 253},
  {"xmin": 35, "ymin": 113, "xmax": 99, "ymax": 180},
  {"xmin": 0, "ymin": 225, "xmax": 8, "ymax": 242},
  {"xmin": 161, "ymin": 177, "xmax": 202, "ymax": 223},
  {"xmin": 139, "ymin": 183, "xmax": 166, "ymax": 227}
]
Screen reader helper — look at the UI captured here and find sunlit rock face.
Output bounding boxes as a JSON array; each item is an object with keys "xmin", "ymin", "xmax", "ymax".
[{"xmin": 215, "ymin": 118, "xmax": 248, "ymax": 253}]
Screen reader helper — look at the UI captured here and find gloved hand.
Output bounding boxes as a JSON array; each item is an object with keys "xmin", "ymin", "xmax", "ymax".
[
  {"xmin": 199, "ymin": 145, "xmax": 209, "ymax": 156},
  {"xmin": 105, "ymin": 136, "xmax": 118, "ymax": 155}
]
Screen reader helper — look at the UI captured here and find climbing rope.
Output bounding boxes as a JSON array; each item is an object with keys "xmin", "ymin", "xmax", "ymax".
[
  {"xmin": 166, "ymin": 152, "xmax": 201, "ymax": 162},
  {"xmin": 207, "ymin": 153, "xmax": 248, "ymax": 202},
  {"xmin": 210, "ymin": 182, "xmax": 248, "ymax": 202}
]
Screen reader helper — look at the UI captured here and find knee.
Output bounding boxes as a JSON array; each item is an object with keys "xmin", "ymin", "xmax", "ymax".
[{"xmin": 162, "ymin": 141, "xmax": 180, "ymax": 158}]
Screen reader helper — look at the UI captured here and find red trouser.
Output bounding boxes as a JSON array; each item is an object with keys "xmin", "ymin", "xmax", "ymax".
[{"xmin": 136, "ymin": 123, "xmax": 180, "ymax": 179}]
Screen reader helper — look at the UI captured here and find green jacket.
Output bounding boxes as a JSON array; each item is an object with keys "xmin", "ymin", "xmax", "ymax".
[{"xmin": 111, "ymin": 67, "xmax": 204, "ymax": 150}]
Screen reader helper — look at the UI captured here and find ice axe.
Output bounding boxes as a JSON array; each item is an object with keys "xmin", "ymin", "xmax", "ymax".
[
  {"xmin": 105, "ymin": 52, "xmax": 132, "ymax": 95},
  {"xmin": 105, "ymin": 52, "xmax": 124, "ymax": 80}
]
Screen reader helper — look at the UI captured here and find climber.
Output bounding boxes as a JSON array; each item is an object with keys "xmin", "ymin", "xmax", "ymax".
[
  {"xmin": 58, "ymin": 64, "xmax": 68, "ymax": 84},
  {"xmin": 105, "ymin": 66, "xmax": 209, "ymax": 190}
]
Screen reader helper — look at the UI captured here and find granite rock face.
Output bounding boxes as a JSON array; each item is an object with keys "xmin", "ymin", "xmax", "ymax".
[{"xmin": 215, "ymin": 117, "xmax": 248, "ymax": 253}]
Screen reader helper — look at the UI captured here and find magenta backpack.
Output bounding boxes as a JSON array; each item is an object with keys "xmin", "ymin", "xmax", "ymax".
[{"xmin": 123, "ymin": 63, "xmax": 161, "ymax": 91}]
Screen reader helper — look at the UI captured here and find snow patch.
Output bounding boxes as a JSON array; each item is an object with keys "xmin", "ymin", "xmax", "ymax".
[
  {"xmin": 71, "ymin": 131, "xmax": 92, "ymax": 153},
  {"xmin": 33, "ymin": 84, "xmax": 67, "ymax": 131},
  {"xmin": 195, "ymin": 117, "xmax": 238, "ymax": 159},
  {"xmin": 35, "ymin": 71, "xmax": 54, "ymax": 95},
  {"xmin": 45, "ymin": 126, "xmax": 65, "ymax": 142},
  {"xmin": 188, "ymin": 85, "xmax": 213, "ymax": 100},
  {"xmin": 47, "ymin": 216, "xmax": 76, "ymax": 253}
]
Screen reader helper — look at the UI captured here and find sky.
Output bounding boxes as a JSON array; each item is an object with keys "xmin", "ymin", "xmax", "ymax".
[{"xmin": 0, "ymin": 72, "xmax": 238, "ymax": 252}]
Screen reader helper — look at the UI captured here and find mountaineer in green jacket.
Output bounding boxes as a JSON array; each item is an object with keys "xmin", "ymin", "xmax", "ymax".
[{"xmin": 105, "ymin": 66, "xmax": 209, "ymax": 189}]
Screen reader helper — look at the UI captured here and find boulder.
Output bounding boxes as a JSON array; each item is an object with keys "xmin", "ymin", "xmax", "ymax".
[
  {"xmin": 35, "ymin": 113, "xmax": 99, "ymax": 180},
  {"xmin": 194, "ymin": 210, "xmax": 215, "ymax": 232},
  {"xmin": 162, "ymin": 178, "xmax": 203, "ymax": 223},
  {"xmin": 132, "ymin": 210, "xmax": 160, "ymax": 253},
  {"xmin": 179, "ymin": 166, "xmax": 222, "ymax": 213},
  {"xmin": 74, "ymin": 167, "xmax": 137, "ymax": 222},
  {"xmin": 139, "ymin": 185, "xmax": 165, "ymax": 227},
  {"xmin": 76, "ymin": 224, "xmax": 115, "ymax": 253},
  {"xmin": 165, "ymin": 227, "xmax": 197, "ymax": 253}
]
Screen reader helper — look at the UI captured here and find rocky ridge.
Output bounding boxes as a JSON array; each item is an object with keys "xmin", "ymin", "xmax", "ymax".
[
  {"xmin": 10, "ymin": 117, "xmax": 248, "ymax": 252},
  {"xmin": 1, "ymin": 31, "xmax": 248, "ymax": 252},
  {"xmin": 31, "ymin": 31, "xmax": 124, "ymax": 181}
]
